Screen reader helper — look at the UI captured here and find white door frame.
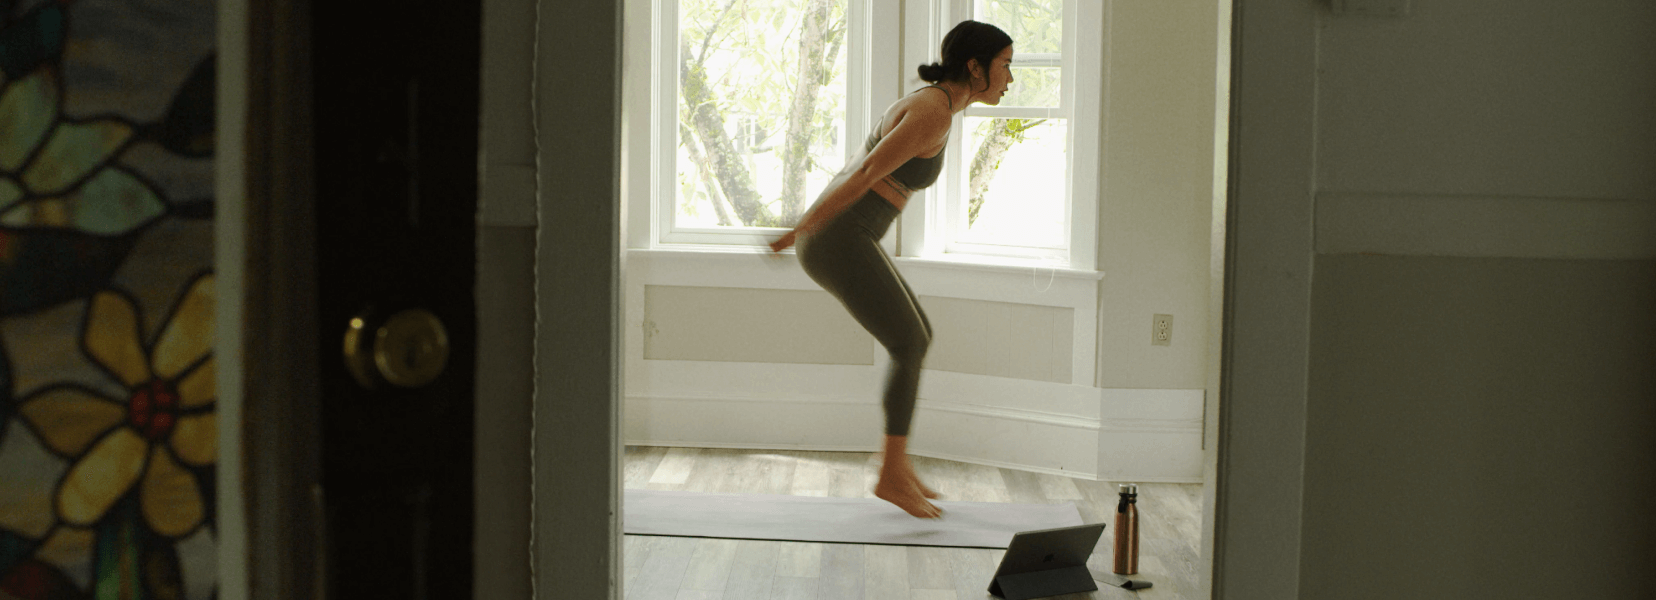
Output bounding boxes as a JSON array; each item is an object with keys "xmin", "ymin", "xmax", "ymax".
[
  {"xmin": 529, "ymin": 0, "xmax": 626, "ymax": 598},
  {"xmin": 1202, "ymin": 0, "xmax": 1319, "ymax": 598},
  {"xmin": 520, "ymin": 0, "xmax": 1325, "ymax": 598},
  {"xmin": 214, "ymin": 0, "xmax": 1332, "ymax": 593}
]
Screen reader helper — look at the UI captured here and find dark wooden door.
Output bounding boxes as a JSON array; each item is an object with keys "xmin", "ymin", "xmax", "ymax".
[{"xmin": 310, "ymin": 2, "xmax": 479, "ymax": 598}]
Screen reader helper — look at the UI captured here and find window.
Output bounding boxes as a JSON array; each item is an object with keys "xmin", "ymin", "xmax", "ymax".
[
  {"xmin": 656, "ymin": 0, "xmax": 866, "ymax": 246},
  {"xmin": 947, "ymin": 0, "xmax": 1069, "ymax": 259},
  {"xmin": 907, "ymin": 0, "xmax": 1097, "ymax": 267},
  {"xmin": 633, "ymin": 0, "xmax": 1100, "ymax": 268}
]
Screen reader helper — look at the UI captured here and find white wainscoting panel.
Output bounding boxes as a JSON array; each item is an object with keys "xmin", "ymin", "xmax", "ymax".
[
  {"xmin": 625, "ymin": 394, "xmax": 884, "ymax": 450},
  {"xmin": 625, "ymin": 361, "xmax": 1207, "ymax": 481},
  {"xmin": 627, "ymin": 360, "xmax": 879, "ymax": 401},
  {"xmin": 642, "ymin": 285, "xmax": 874, "ymax": 365},
  {"xmin": 622, "ymin": 249, "xmax": 1199, "ymax": 481},
  {"xmin": 922, "ymin": 296, "xmax": 1076, "ymax": 384}
]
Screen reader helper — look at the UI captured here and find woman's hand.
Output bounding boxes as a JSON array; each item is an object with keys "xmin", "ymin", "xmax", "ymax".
[{"xmin": 769, "ymin": 230, "xmax": 799, "ymax": 253}]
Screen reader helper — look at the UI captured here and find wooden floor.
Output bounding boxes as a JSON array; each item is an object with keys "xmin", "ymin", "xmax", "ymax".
[{"xmin": 623, "ymin": 446, "xmax": 1204, "ymax": 600}]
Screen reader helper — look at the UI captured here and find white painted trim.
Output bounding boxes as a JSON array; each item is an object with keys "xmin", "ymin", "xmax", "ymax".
[
  {"xmin": 624, "ymin": 247, "xmax": 1104, "ymax": 287},
  {"xmin": 921, "ymin": 397, "xmax": 1100, "ymax": 430},
  {"xmin": 623, "ymin": 248, "xmax": 1103, "ymax": 387},
  {"xmin": 895, "ymin": 255, "xmax": 1104, "ymax": 281},
  {"xmin": 1211, "ymin": 0, "xmax": 1319, "ymax": 597},
  {"xmin": 1067, "ymin": 0, "xmax": 1103, "ymax": 273},
  {"xmin": 623, "ymin": 0, "xmax": 654, "ymax": 250},
  {"xmin": 479, "ymin": 163, "xmax": 538, "ymax": 227},
  {"xmin": 1100, "ymin": 387, "xmax": 1205, "ymax": 420},
  {"xmin": 629, "ymin": 439, "xmax": 879, "ymax": 453},
  {"xmin": 634, "ymin": 392, "xmax": 872, "ymax": 406},
  {"xmin": 625, "ymin": 392, "xmax": 1104, "ymax": 477},
  {"xmin": 214, "ymin": 0, "xmax": 249, "ymax": 595},
  {"xmin": 627, "ymin": 247, "xmax": 827, "ymax": 290},
  {"xmin": 1316, "ymin": 192, "xmax": 1656, "ymax": 260},
  {"xmin": 926, "ymin": 0, "xmax": 1102, "ymax": 270},
  {"xmin": 648, "ymin": 0, "xmax": 676, "ymax": 248},
  {"xmin": 1201, "ymin": 0, "xmax": 1236, "ymax": 594},
  {"xmin": 906, "ymin": 450, "xmax": 1099, "ymax": 482},
  {"xmin": 1100, "ymin": 422, "xmax": 1203, "ymax": 435},
  {"xmin": 623, "ymin": 385, "xmax": 1206, "ymax": 482},
  {"xmin": 532, "ymin": 1, "xmax": 623, "ymax": 598},
  {"xmin": 898, "ymin": 0, "xmax": 943, "ymax": 258},
  {"xmin": 625, "ymin": 439, "xmax": 1103, "ymax": 481},
  {"xmin": 1098, "ymin": 388, "xmax": 1205, "ymax": 482},
  {"xmin": 920, "ymin": 370, "xmax": 1101, "ymax": 421}
]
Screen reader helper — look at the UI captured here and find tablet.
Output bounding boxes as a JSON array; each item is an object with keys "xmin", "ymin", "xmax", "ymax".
[{"xmin": 987, "ymin": 523, "xmax": 1107, "ymax": 600}]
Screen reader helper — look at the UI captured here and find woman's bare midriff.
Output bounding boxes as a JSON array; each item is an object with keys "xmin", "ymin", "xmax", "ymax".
[{"xmin": 872, "ymin": 178, "xmax": 911, "ymax": 210}]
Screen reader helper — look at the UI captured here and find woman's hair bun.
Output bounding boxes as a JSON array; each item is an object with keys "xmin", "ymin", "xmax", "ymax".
[
  {"xmin": 920, "ymin": 21, "xmax": 1011, "ymax": 85},
  {"xmin": 916, "ymin": 62, "xmax": 946, "ymax": 83}
]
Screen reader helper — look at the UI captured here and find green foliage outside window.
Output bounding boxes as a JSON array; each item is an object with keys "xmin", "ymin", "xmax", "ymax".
[
  {"xmin": 675, "ymin": 0, "xmax": 1066, "ymax": 238},
  {"xmin": 678, "ymin": 0, "xmax": 847, "ymax": 228}
]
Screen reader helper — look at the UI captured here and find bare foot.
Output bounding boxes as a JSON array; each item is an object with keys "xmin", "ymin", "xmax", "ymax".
[
  {"xmin": 875, "ymin": 472, "xmax": 943, "ymax": 519},
  {"xmin": 873, "ymin": 456, "xmax": 938, "ymax": 498},
  {"xmin": 917, "ymin": 481, "xmax": 940, "ymax": 499}
]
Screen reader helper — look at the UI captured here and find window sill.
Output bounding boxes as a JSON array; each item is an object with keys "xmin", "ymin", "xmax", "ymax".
[
  {"xmin": 893, "ymin": 254, "xmax": 1103, "ymax": 282},
  {"xmin": 630, "ymin": 245, "xmax": 1103, "ymax": 282},
  {"xmin": 635, "ymin": 243, "xmax": 772, "ymax": 256}
]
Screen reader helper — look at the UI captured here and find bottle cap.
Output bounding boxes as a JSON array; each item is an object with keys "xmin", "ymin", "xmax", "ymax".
[{"xmin": 1119, "ymin": 483, "xmax": 1137, "ymax": 494}]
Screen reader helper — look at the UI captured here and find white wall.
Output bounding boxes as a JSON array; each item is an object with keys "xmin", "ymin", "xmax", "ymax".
[
  {"xmin": 1299, "ymin": 1, "xmax": 1656, "ymax": 597},
  {"xmin": 1216, "ymin": 0, "xmax": 1656, "ymax": 598},
  {"xmin": 1095, "ymin": 0, "xmax": 1223, "ymax": 391},
  {"xmin": 621, "ymin": 0, "xmax": 1227, "ymax": 483},
  {"xmin": 1303, "ymin": 257, "xmax": 1655, "ymax": 599}
]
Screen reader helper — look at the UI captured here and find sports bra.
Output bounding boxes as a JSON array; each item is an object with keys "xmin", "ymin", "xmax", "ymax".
[{"xmin": 865, "ymin": 85, "xmax": 953, "ymax": 196}]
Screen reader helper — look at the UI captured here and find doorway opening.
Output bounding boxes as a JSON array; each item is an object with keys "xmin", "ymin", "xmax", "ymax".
[{"xmin": 603, "ymin": 1, "xmax": 1235, "ymax": 598}]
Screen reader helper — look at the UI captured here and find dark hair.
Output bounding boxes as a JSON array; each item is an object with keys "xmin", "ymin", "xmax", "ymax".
[{"xmin": 916, "ymin": 20, "xmax": 1012, "ymax": 86}]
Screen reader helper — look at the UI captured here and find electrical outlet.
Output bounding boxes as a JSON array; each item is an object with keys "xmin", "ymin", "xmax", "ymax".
[{"xmin": 1152, "ymin": 314, "xmax": 1173, "ymax": 346}]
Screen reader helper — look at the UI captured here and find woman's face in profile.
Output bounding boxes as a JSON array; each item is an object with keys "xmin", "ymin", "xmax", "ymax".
[{"xmin": 980, "ymin": 45, "xmax": 1015, "ymax": 105}]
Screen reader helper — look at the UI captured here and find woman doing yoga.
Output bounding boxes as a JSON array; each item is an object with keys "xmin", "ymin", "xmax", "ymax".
[{"xmin": 769, "ymin": 20, "xmax": 1015, "ymax": 519}]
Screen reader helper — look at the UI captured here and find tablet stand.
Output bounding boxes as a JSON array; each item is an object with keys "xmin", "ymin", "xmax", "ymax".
[{"xmin": 988, "ymin": 565, "xmax": 1098, "ymax": 600}]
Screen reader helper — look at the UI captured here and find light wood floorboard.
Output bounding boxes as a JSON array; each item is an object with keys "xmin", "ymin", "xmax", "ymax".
[{"xmin": 623, "ymin": 446, "xmax": 1203, "ymax": 599}]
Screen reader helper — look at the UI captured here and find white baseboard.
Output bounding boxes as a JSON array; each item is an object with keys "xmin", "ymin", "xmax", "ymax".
[
  {"xmin": 623, "ymin": 439, "xmax": 1094, "ymax": 482},
  {"xmin": 1098, "ymin": 388, "xmax": 1206, "ymax": 483},
  {"xmin": 623, "ymin": 375, "xmax": 1205, "ymax": 482}
]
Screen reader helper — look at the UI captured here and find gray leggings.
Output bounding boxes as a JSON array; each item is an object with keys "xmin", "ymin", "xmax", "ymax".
[{"xmin": 797, "ymin": 192, "xmax": 932, "ymax": 436}]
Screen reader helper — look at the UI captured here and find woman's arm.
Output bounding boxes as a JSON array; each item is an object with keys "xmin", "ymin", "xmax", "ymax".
[{"xmin": 770, "ymin": 103, "xmax": 952, "ymax": 252}]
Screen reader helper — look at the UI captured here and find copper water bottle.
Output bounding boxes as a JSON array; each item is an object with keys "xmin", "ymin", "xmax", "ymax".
[{"xmin": 1113, "ymin": 483, "xmax": 1139, "ymax": 575}]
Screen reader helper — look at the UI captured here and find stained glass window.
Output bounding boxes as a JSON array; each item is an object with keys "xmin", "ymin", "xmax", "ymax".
[{"xmin": 0, "ymin": 0, "xmax": 217, "ymax": 597}]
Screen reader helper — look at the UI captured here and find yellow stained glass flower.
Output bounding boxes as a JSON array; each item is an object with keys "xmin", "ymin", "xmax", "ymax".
[{"xmin": 16, "ymin": 274, "xmax": 216, "ymax": 538}]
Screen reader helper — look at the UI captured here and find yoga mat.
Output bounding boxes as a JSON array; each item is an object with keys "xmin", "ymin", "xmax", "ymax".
[{"xmin": 624, "ymin": 489, "xmax": 1085, "ymax": 549}]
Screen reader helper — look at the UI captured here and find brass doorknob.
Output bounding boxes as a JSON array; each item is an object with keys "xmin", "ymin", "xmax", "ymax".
[{"xmin": 343, "ymin": 307, "xmax": 450, "ymax": 389}]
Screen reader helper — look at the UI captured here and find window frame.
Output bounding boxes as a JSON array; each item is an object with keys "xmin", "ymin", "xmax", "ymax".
[
  {"xmin": 899, "ymin": 0, "xmax": 1100, "ymax": 271},
  {"xmin": 943, "ymin": 62, "xmax": 1072, "ymax": 260},
  {"xmin": 627, "ymin": 0, "xmax": 1099, "ymax": 272},
  {"xmin": 644, "ymin": 0, "xmax": 886, "ymax": 248}
]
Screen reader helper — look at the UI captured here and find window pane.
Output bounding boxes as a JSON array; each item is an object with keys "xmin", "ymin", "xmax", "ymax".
[
  {"xmin": 677, "ymin": 0, "xmax": 848, "ymax": 230},
  {"xmin": 1001, "ymin": 65, "xmax": 1060, "ymax": 108},
  {"xmin": 961, "ymin": 117, "xmax": 1067, "ymax": 248},
  {"xmin": 975, "ymin": 0, "xmax": 1062, "ymax": 55}
]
